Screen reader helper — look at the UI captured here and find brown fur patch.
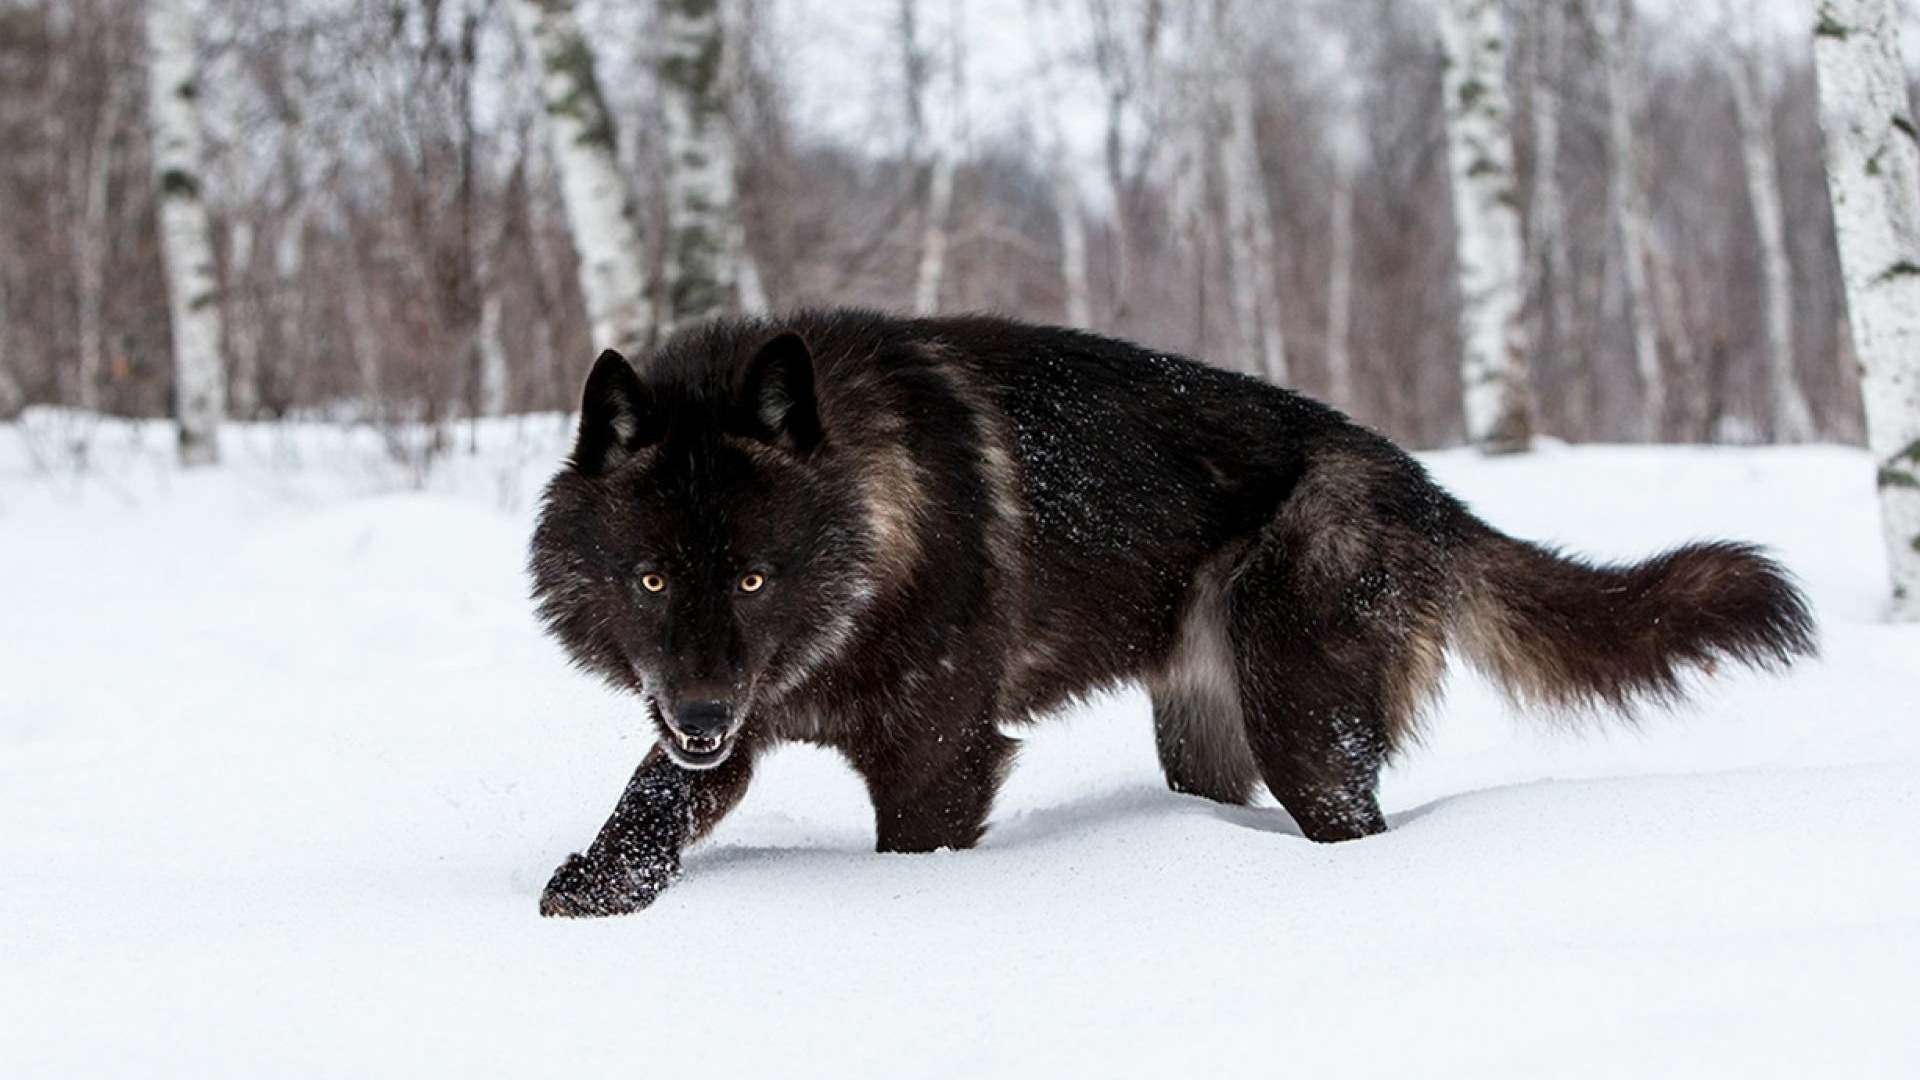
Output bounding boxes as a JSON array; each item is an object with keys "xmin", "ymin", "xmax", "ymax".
[
  {"xmin": 924, "ymin": 347, "xmax": 1036, "ymax": 710},
  {"xmin": 1264, "ymin": 452, "xmax": 1389, "ymax": 582},
  {"xmin": 1382, "ymin": 611, "xmax": 1451, "ymax": 745},
  {"xmin": 924, "ymin": 347, "xmax": 1026, "ymax": 580},
  {"xmin": 856, "ymin": 442, "xmax": 929, "ymax": 589},
  {"xmin": 1146, "ymin": 558, "xmax": 1260, "ymax": 804}
]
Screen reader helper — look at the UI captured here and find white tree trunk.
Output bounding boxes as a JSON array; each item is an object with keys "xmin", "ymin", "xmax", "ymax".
[
  {"xmin": 899, "ymin": 0, "xmax": 929, "ymax": 202},
  {"xmin": 1160, "ymin": 7, "xmax": 1208, "ymax": 261},
  {"xmin": 476, "ymin": 288, "xmax": 510, "ymax": 417},
  {"xmin": 1527, "ymin": 0, "xmax": 1580, "ymax": 422},
  {"xmin": 1812, "ymin": 0, "xmax": 1920, "ymax": 619},
  {"xmin": 1215, "ymin": 0, "xmax": 1287, "ymax": 383},
  {"xmin": 911, "ymin": 0, "xmax": 964, "ymax": 316},
  {"xmin": 475, "ymin": 210, "xmax": 511, "ymax": 418},
  {"xmin": 1727, "ymin": 22, "xmax": 1815, "ymax": 442},
  {"xmin": 1326, "ymin": 151, "xmax": 1356, "ymax": 408},
  {"xmin": 510, "ymin": 0, "xmax": 653, "ymax": 356},
  {"xmin": 721, "ymin": 0, "xmax": 768, "ymax": 315},
  {"xmin": 225, "ymin": 218, "xmax": 260, "ymax": 419},
  {"xmin": 1086, "ymin": 0, "xmax": 1162, "ymax": 320},
  {"xmin": 525, "ymin": 188, "xmax": 568, "ymax": 389},
  {"xmin": 1648, "ymin": 228, "xmax": 1703, "ymax": 436},
  {"xmin": 729, "ymin": 220, "xmax": 768, "ymax": 315},
  {"xmin": 1324, "ymin": 37, "xmax": 1365, "ymax": 409},
  {"xmin": 1029, "ymin": 0, "xmax": 1092, "ymax": 327},
  {"xmin": 74, "ymin": 161, "xmax": 109, "ymax": 414},
  {"xmin": 659, "ymin": 0, "xmax": 741, "ymax": 326},
  {"xmin": 271, "ymin": 199, "xmax": 306, "ymax": 410},
  {"xmin": 145, "ymin": 0, "xmax": 224, "ymax": 466},
  {"xmin": 1437, "ymin": 0, "xmax": 1532, "ymax": 451},
  {"xmin": 74, "ymin": 68, "xmax": 122, "ymax": 415},
  {"xmin": 1591, "ymin": 0, "xmax": 1665, "ymax": 439}
]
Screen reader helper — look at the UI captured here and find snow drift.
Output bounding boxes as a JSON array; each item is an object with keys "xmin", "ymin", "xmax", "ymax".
[{"xmin": 1, "ymin": 417, "xmax": 1915, "ymax": 1078}]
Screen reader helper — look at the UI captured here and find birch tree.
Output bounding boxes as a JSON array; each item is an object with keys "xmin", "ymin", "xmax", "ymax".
[
  {"xmin": 721, "ymin": 0, "xmax": 768, "ymax": 314},
  {"xmin": 1159, "ymin": 5, "xmax": 1210, "ymax": 264},
  {"xmin": 1726, "ymin": 10, "xmax": 1815, "ymax": 441},
  {"xmin": 1029, "ymin": 0, "xmax": 1092, "ymax": 327},
  {"xmin": 231, "ymin": 5, "xmax": 323, "ymax": 418},
  {"xmin": 899, "ymin": 0, "xmax": 930, "ymax": 203},
  {"xmin": 476, "ymin": 206, "xmax": 513, "ymax": 417},
  {"xmin": 511, "ymin": 0, "xmax": 653, "ymax": 356},
  {"xmin": 1323, "ymin": 29, "xmax": 1365, "ymax": 409},
  {"xmin": 1527, "ymin": 0, "xmax": 1580, "ymax": 423},
  {"xmin": 270, "ymin": 197, "xmax": 308, "ymax": 414},
  {"xmin": 1812, "ymin": 0, "xmax": 1920, "ymax": 618},
  {"xmin": 225, "ymin": 218, "xmax": 261, "ymax": 418},
  {"xmin": 1648, "ymin": 230, "xmax": 1704, "ymax": 435},
  {"xmin": 1084, "ymin": 0, "xmax": 1163, "ymax": 319},
  {"xmin": 476, "ymin": 282, "xmax": 510, "ymax": 416},
  {"xmin": 145, "ymin": 0, "xmax": 224, "ymax": 465},
  {"xmin": 1586, "ymin": 0, "xmax": 1665, "ymax": 438},
  {"xmin": 1436, "ymin": 0, "xmax": 1532, "ymax": 452},
  {"xmin": 909, "ymin": 0, "xmax": 965, "ymax": 315},
  {"xmin": 1213, "ymin": 0, "xmax": 1287, "ymax": 384},
  {"xmin": 659, "ymin": 0, "xmax": 741, "ymax": 326},
  {"xmin": 75, "ymin": 55, "xmax": 127, "ymax": 414},
  {"xmin": 41, "ymin": 12, "xmax": 72, "ymax": 405},
  {"xmin": 523, "ymin": 157, "xmax": 571, "ymax": 387}
]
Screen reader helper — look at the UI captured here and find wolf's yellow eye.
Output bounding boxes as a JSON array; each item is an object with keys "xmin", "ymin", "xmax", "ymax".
[
  {"xmin": 640, "ymin": 573, "xmax": 666, "ymax": 593},
  {"xmin": 739, "ymin": 572, "xmax": 766, "ymax": 594}
]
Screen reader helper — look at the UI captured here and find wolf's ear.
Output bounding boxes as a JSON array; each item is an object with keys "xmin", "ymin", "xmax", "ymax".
[
  {"xmin": 733, "ymin": 331, "xmax": 822, "ymax": 455},
  {"xmin": 571, "ymin": 349, "xmax": 660, "ymax": 475}
]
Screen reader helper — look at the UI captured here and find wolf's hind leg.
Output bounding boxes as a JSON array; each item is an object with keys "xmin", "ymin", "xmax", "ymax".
[
  {"xmin": 1151, "ymin": 687, "xmax": 1260, "ymax": 805},
  {"xmin": 1150, "ymin": 563, "xmax": 1261, "ymax": 805},
  {"xmin": 1230, "ymin": 656, "xmax": 1392, "ymax": 843},
  {"xmin": 855, "ymin": 717, "xmax": 1015, "ymax": 854},
  {"xmin": 1223, "ymin": 566, "xmax": 1401, "ymax": 844}
]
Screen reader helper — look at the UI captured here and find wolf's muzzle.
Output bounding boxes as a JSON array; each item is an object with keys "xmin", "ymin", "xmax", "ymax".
[
  {"xmin": 664, "ymin": 699, "xmax": 737, "ymax": 768},
  {"xmin": 671, "ymin": 699, "xmax": 732, "ymax": 740}
]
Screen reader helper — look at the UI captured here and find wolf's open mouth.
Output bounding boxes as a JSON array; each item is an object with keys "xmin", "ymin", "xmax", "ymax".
[{"xmin": 666, "ymin": 728, "xmax": 734, "ymax": 769}]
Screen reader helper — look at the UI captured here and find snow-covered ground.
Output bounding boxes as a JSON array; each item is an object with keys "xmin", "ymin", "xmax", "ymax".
[{"xmin": 2, "ymin": 414, "xmax": 1916, "ymax": 1078}]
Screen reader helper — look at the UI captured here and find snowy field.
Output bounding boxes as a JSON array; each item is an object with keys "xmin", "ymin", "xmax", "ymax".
[{"xmin": 2, "ymin": 413, "xmax": 1916, "ymax": 1078}]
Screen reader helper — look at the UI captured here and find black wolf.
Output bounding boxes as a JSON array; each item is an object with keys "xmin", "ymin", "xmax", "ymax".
[{"xmin": 529, "ymin": 310, "xmax": 1814, "ymax": 916}]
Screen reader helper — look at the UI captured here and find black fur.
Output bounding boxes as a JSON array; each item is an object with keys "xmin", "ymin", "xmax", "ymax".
[{"xmin": 528, "ymin": 310, "xmax": 1817, "ymax": 916}]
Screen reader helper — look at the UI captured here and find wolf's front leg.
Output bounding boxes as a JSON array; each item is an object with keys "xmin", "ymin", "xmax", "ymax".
[
  {"xmin": 540, "ymin": 745, "xmax": 755, "ymax": 917},
  {"xmin": 857, "ymin": 717, "xmax": 1016, "ymax": 854}
]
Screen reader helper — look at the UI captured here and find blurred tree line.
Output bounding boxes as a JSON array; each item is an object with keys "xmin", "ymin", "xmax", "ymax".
[{"xmin": 0, "ymin": 0, "xmax": 1883, "ymax": 455}]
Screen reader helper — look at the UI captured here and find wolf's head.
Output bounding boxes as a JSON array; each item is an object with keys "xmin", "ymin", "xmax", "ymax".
[{"xmin": 529, "ymin": 330, "xmax": 877, "ymax": 770}]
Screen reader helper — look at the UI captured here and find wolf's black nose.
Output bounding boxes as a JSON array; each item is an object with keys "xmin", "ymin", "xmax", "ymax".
[{"xmin": 672, "ymin": 700, "xmax": 733, "ymax": 739}]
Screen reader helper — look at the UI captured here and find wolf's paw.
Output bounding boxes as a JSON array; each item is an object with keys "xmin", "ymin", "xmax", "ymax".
[{"xmin": 538, "ymin": 851, "xmax": 679, "ymax": 918}]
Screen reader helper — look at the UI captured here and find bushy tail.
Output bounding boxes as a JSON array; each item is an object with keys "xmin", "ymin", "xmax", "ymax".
[{"xmin": 1452, "ymin": 527, "xmax": 1817, "ymax": 717}]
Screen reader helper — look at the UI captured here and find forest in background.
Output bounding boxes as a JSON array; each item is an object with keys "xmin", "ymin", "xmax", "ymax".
[{"xmin": 0, "ymin": 0, "xmax": 1897, "ymax": 459}]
